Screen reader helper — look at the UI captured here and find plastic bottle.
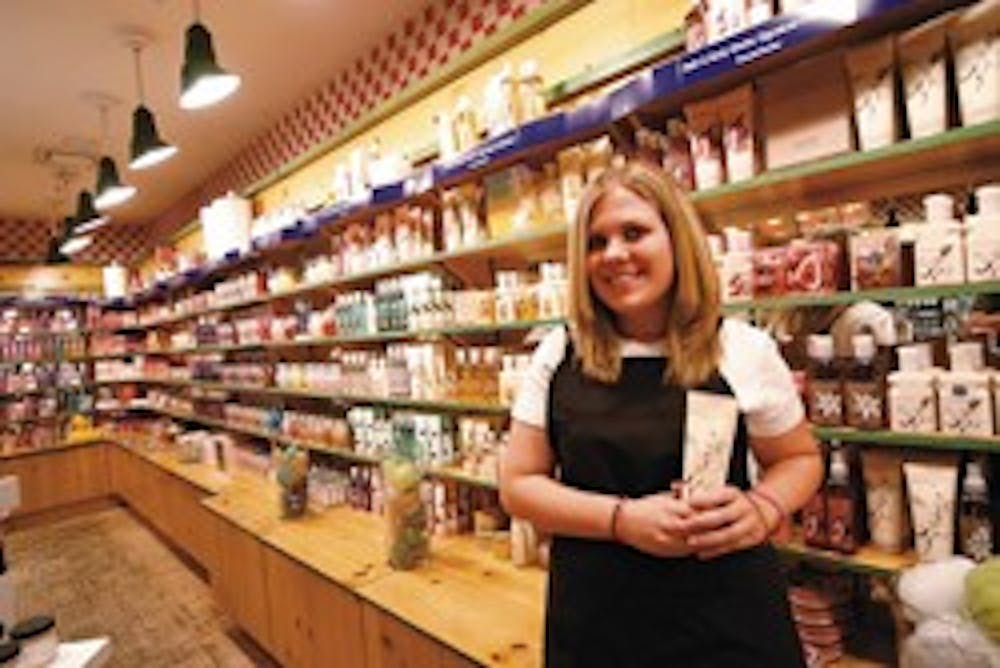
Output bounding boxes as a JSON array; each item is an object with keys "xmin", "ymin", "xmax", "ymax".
[
  {"xmin": 806, "ymin": 335, "xmax": 843, "ymax": 426},
  {"xmin": 826, "ymin": 445, "xmax": 858, "ymax": 554},
  {"xmin": 959, "ymin": 460, "xmax": 994, "ymax": 562},
  {"xmin": 845, "ymin": 334, "xmax": 884, "ymax": 430}
]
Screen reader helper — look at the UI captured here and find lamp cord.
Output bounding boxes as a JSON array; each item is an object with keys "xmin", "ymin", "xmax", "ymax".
[{"xmin": 132, "ymin": 46, "xmax": 145, "ymax": 104}]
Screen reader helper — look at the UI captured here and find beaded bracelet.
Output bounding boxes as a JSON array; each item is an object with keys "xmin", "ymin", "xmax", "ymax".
[
  {"xmin": 743, "ymin": 491, "xmax": 771, "ymax": 535},
  {"xmin": 749, "ymin": 487, "xmax": 788, "ymax": 536},
  {"xmin": 609, "ymin": 497, "xmax": 626, "ymax": 542}
]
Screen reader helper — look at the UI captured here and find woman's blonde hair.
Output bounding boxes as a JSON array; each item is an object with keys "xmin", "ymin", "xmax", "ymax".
[{"xmin": 567, "ymin": 161, "xmax": 722, "ymax": 387}]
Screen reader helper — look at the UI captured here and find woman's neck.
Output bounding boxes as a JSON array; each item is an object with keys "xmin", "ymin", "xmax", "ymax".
[{"xmin": 615, "ymin": 312, "xmax": 667, "ymax": 342}]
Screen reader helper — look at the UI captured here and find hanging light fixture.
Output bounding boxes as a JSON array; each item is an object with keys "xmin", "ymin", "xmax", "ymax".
[
  {"xmin": 88, "ymin": 98, "xmax": 136, "ymax": 210},
  {"xmin": 180, "ymin": 0, "xmax": 241, "ymax": 110},
  {"xmin": 129, "ymin": 42, "xmax": 178, "ymax": 170},
  {"xmin": 72, "ymin": 190, "xmax": 108, "ymax": 234},
  {"xmin": 58, "ymin": 216, "xmax": 92, "ymax": 256}
]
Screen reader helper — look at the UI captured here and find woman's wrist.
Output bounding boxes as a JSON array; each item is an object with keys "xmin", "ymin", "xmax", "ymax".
[
  {"xmin": 609, "ymin": 496, "xmax": 627, "ymax": 542},
  {"xmin": 748, "ymin": 487, "xmax": 787, "ymax": 536}
]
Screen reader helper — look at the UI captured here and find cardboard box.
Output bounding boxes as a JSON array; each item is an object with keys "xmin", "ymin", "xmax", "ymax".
[{"xmin": 759, "ymin": 52, "xmax": 854, "ymax": 170}]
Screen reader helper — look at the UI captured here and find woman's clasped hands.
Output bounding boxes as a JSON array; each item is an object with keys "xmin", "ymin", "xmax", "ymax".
[{"xmin": 615, "ymin": 485, "xmax": 778, "ymax": 560}]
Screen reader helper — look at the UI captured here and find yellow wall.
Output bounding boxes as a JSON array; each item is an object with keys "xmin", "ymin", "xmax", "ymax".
[
  {"xmin": 155, "ymin": 0, "xmax": 687, "ymax": 274},
  {"xmin": 0, "ymin": 265, "xmax": 103, "ymax": 297}
]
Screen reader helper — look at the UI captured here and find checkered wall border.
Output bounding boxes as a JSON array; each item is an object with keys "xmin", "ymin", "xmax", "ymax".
[
  {"xmin": 150, "ymin": 0, "xmax": 547, "ymax": 242},
  {"xmin": 0, "ymin": 216, "xmax": 152, "ymax": 265}
]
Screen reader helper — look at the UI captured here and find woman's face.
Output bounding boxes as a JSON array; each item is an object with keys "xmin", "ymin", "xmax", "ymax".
[{"xmin": 585, "ymin": 185, "xmax": 675, "ymax": 337}]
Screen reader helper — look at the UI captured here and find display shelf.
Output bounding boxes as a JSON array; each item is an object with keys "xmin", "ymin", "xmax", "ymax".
[
  {"xmin": 692, "ymin": 120, "xmax": 1000, "ymax": 221},
  {"xmin": 722, "ymin": 280, "xmax": 1000, "ymax": 313},
  {"xmin": 2, "ymin": 413, "xmax": 68, "ymax": 426},
  {"xmin": 777, "ymin": 539, "xmax": 917, "ymax": 579},
  {"xmin": 816, "ymin": 427, "xmax": 1000, "ymax": 454},
  {"xmin": 150, "ymin": 405, "xmax": 497, "ymax": 487},
  {"xmin": 0, "ymin": 384, "xmax": 87, "ymax": 399}
]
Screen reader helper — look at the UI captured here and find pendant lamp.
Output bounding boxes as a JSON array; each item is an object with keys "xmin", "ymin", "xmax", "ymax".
[
  {"xmin": 94, "ymin": 156, "xmax": 136, "ymax": 210},
  {"xmin": 72, "ymin": 190, "xmax": 108, "ymax": 234},
  {"xmin": 179, "ymin": 2, "xmax": 240, "ymax": 110},
  {"xmin": 129, "ymin": 44, "xmax": 178, "ymax": 170},
  {"xmin": 58, "ymin": 216, "xmax": 92, "ymax": 256}
]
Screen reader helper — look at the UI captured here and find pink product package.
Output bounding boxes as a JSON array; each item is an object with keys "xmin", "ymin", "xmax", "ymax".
[
  {"xmin": 753, "ymin": 246, "xmax": 789, "ymax": 297},
  {"xmin": 786, "ymin": 240, "xmax": 840, "ymax": 293}
]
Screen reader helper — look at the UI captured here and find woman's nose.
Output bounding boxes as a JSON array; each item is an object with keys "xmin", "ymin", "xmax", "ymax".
[{"xmin": 603, "ymin": 236, "xmax": 628, "ymax": 261}]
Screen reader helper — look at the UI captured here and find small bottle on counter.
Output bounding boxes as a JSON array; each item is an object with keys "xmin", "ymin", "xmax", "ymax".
[
  {"xmin": 806, "ymin": 334, "xmax": 843, "ymax": 427},
  {"xmin": 959, "ymin": 460, "xmax": 994, "ymax": 562},
  {"xmin": 825, "ymin": 446, "xmax": 858, "ymax": 555},
  {"xmin": 845, "ymin": 334, "xmax": 884, "ymax": 430}
]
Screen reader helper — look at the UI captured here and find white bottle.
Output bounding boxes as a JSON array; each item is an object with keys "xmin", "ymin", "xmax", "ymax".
[
  {"xmin": 915, "ymin": 193, "xmax": 966, "ymax": 286},
  {"xmin": 965, "ymin": 183, "xmax": 1000, "ymax": 282}
]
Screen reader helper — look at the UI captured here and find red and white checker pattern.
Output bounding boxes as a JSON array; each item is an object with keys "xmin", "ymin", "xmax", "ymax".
[
  {"xmin": 0, "ymin": 216, "xmax": 152, "ymax": 265},
  {"xmin": 151, "ymin": 0, "xmax": 547, "ymax": 242}
]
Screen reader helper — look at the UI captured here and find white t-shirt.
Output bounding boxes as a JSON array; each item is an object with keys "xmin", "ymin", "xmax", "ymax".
[{"xmin": 511, "ymin": 319, "xmax": 804, "ymax": 438}]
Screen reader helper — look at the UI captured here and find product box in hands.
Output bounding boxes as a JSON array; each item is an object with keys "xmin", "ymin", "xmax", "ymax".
[{"xmin": 759, "ymin": 52, "xmax": 853, "ymax": 170}]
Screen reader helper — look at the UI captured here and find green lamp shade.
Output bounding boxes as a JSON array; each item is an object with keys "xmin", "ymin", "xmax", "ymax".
[
  {"xmin": 129, "ymin": 105, "xmax": 178, "ymax": 170},
  {"xmin": 180, "ymin": 22, "xmax": 240, "ymax": 110},
  {"xmin": 94, "ymin": 156, "xmax": 136, "ymax": 210},
  {"xmin": 73, "ymin": 190, "xmax": 109, "ymax": 234}
]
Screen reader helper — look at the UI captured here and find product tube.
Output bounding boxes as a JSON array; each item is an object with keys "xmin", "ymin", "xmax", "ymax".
[
  {"xmin": 903, "ymin": 461, "xmax": 958, "ymax": 562},
  {"xmin": 860, "ymin": 450, "xmax": 906, "ymax": 553}
]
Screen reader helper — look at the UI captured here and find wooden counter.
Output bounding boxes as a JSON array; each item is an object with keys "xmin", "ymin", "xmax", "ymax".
[{"xmin": 0, "ymin": 440, "xmax": 111, "ymax": 518}]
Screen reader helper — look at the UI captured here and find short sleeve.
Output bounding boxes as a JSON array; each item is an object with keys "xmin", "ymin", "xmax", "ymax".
[
  {"xmin": 510, "ymin": 327, "xmax": 568, "ymax": 429},
  {"xmin": 720, "ymin": 319, "xmax": 805, "ymax": 438}
]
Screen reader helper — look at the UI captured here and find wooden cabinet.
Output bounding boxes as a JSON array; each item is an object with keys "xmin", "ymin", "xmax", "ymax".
[
  {"xmin": 263, "ymin": 545, "xmax": 367, "ymax": 668},
  {"xmin": 210, "ymin": 511, "xmax": 274, "ymax": 654},
  {"xmin": 0, "ymin": 443, "xmax": 111, "ymax": 517},
  {"xmin": 362, "ymin": 602, "xmax": 478, "ymax": 668}
]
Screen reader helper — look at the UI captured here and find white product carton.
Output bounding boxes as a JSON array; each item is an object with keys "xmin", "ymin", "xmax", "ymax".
[
  {"xmin": 965, "ymin": 184, "xmax": 1000, "ymax": 282},
  {"xmin": 888, "ymin": 371, "xmax": 938, "ymax": 433},
  {"xmin": 937, "ymin": 371, "xmax": 994, "ymax": 437},
  {"xmin": 949, "ymin": 0, "xmax": 1000, "ymax": 126},
  {"xmin": 899, "ymin": 12, "xmax": 954, "ymax": 139},
  {"xmin": 845, "ymin": 36, "xmax": 897, "ymax": 150}
]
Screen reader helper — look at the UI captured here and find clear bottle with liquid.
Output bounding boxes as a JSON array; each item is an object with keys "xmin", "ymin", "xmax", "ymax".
[
  {"xmin": 959, "ymin": 460, "xmax": 994, "ymax": 562},
  {"xmin": 806, "ymin": 335, "xmax": 843, "ymax": 427},
  {"xmin": 826, "ymin": 445, "xmax": 858, "ymax": 554}
]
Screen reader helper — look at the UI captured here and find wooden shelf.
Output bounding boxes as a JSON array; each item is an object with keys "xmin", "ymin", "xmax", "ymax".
[
  {"xmin": 815, "ymin": 427, "xmax": 1000, "ymax": 454},
  {"xmin": 723, "ymin": 280, "xmax": 1000, "ymax": 313},
  {"xmin": 86, "ymin": 318, "xmax": 563, "ymax": 358},
  {"xmin": 151, "ymin": 406, "xmax": 497, "ymax": 487},
  {"xmin": 777, "ymin": 539, "xmax": 917, "ymax": 578},
  {"xmin": 693, "ymin": 120, "xmax": 1000, "ymax": 223}
]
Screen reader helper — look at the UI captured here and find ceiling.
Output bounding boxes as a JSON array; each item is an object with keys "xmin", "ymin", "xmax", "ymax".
[{"xmin": 0, "ymin": 0, "xmax": 430, "ymax": 235}]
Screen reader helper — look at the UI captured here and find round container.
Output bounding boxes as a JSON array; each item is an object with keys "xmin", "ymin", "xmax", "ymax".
[
  {"xmin": 0, "ymin": 642, "xmax": 19, "ymax": 667},
  {"xmin": 977, "ymin": 183, "xmax": 1000, "ymax": 217},
  {"xmin": 923, "ymin": 193, "xmax": 954, "ymax": 222},
  {"xmin": 9, "ymin": 616, "xmax": 57, "ymax": 668}
]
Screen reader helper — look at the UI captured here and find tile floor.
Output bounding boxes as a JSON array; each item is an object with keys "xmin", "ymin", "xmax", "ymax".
[{"xmin": 6, "ymin": 506, "xmax": 276, "ymax": 667}]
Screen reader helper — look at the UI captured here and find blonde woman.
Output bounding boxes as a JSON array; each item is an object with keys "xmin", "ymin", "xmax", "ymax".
[{"xmin": 501, "ymin": 162, "xmax": 822, "ymax": 667}]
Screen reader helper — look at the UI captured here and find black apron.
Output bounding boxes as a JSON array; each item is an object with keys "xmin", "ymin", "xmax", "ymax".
[{"xmin": 545, "ymin": 346, "xmax": 804, "ymax": 668}]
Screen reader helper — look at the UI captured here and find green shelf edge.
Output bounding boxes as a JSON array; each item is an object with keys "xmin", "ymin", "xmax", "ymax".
[
  {"xmin": 815, "ymin": 427, "xmax": 1000, "ymax": 454},
  {"xmin": 722, "ymin": 281, "xmax": 1000, "ymax": 313}
]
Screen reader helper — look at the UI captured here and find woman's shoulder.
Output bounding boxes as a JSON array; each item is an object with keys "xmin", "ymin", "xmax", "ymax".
[
  {"xmin": 719, "ymin": 317, "xmax": 777, "ymax": 357},
  {"xmin": 530, "ymin": 325, "xmax": 570, "ymax": 368}
]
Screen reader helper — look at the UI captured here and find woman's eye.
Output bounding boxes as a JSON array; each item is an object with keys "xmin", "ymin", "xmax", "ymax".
[
  {"xmin": 587, "ymin": 235, "xmax": 607, "ymax": 252},
  {"xmin": 623, "ymin": 226, "xmax": 644, "ymax": 242}
]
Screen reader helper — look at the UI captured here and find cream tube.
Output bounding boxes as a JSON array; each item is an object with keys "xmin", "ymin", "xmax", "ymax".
[
  {"xmin": 844, "ymin": 36, "xmax": 896, "ymax": 150},
  {"xmin": 861, "ymin": 450, "xmax": 906, "ymax": 553},
  {"xmin": 682, "ymin": 391, "xmax": 739, "ymax": 497},
  {"xmin": 903, "ymin": 461, "xmax": 958, "ymax": 562}
]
